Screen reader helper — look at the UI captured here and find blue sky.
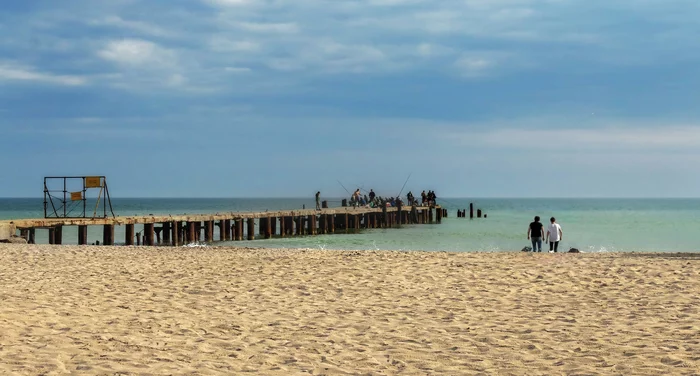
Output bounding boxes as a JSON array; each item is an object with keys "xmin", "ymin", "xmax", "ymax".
[{"xmin": 2, "ymin": 0, "xmax": 700, "ymax": 198}]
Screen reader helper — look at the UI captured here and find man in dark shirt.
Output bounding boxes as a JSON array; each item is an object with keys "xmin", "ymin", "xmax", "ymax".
[{"xmin": 527, "ymin": 216, "xmax": 544, "ymax": 252}]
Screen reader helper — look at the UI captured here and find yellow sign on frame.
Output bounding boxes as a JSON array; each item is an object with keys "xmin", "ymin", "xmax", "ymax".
[
  {"xmin": 70, "ymin": 192, "xmax": 83, "ymax": 201},
  {"xmin": 85, "ymin": 176, "xmax": 102, "ymax": 188}
]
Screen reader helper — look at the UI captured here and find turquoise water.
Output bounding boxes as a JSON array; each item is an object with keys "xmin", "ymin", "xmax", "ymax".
[{"xmin": 1, "ymin": 198, "xmax": 699, "ymax": 252}]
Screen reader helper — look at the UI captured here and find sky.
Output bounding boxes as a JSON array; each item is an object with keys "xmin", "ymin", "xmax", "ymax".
[{"xmin": 2, "ymin": 0, "xmax": 700, "ymax": 198}]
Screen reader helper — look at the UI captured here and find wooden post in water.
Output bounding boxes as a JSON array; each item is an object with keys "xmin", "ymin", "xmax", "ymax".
[
  {"xmin": 382, "ymin": 206, "xmax": 388, "ymax": 228},
  {"xmin": 307, "ymin": 215, "xmax": 316, "ymax": 235},
  {"xmin": 285, "ymin": 217, "xmax": 292, "ymax": 236},
  {"xmin": 162, "ymin": 223, "xmax": 171, "ymax": 244},
  {"xmin": 135, "ymin": 233, "xmax": 141, "ymax": 246},
  {"xmin": 172, "ymin": 221, "xmax": 179, "ymax": 246},
  {"xmin": 48, "ymin": 227, "xmax": 56, "ymax": 245},
  {"xmin": 329, "ymin": 214, "xmax": 335, "ymax": 233},
  {"xmin": 429, "ymin": 207, "xmax": 434, "ymax": 224},
  {"xmin": 247, "ymin": 218, "xmax": 255, "ymax": 240},
  {"xmin": 279, "ymin": 217, "xmax": 286, "ymax": 238},
  {"xmin": 125, "ymin": 224, "xmax": 135, "ymax": 246},
  {"xmin": 234, "ymin": 220, "xmax": 243, "ymax": 240},
  {"xmin": 144, "ymin": 223, "xmax": 154, "ymax": 246},
  {"xmin": 218, "ymin": 221, "xmax": 226, "ymax": 241},
  {"xmin": 204, "ymin": 221, "xmax": 212, "ymax": 242},
  {"xmin": 470, "ymin": 203, "xmax": 474, "ymax": 219},
  {"xmin": 103, "ymin": 225, "xmax": 115, "ymax": 246},
  {"xmin": 318, "ymin": 215, "xmax": 326, "ymax": 234},
  {"xmin": 54, "ymin": 226, "xmax": 63, "ymax": 244},
  {"xmin": 78, "ymin": 225, "xmax": 88, "ymax": 245},
  {"xmin": 266, "ymin": 217, "xmax": 273, "ymax": 239},
  {"xmin": 225, "ymin": 220, "xmax": 232, "ymax": 240},
  {"xmin": 186, "ymin": 222, "xmax": 195, "ymax": 244},
  {"xmin": 477, "ymin": 209, "xmax": 482, "ymax": 218},
  {"xmin": 270, "ymin": 217, "xmax": 277, "ymax": 236},
  {"xmin": 397, "ymin": 203, "xmax": 403, "ymax": 227},
  {"xmin": 28, "ymin": 229, "xmax": 36, "ymax": 244}
]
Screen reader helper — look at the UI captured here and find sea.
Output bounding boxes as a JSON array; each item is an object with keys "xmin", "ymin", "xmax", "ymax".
[{"xmin": 1, "ymin": 198, "xmax": 699, "ymax": 253}]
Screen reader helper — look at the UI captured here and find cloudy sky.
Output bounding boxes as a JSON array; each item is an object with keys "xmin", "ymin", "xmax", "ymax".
[{"xmin": 2, "ymin": 0, "xmax": 700, "ymax": 198}]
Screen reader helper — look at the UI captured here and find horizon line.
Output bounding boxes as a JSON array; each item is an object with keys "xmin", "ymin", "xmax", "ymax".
[{"xmin": 2, "ymin": 196, "xmax": 700, "ymax": 200}]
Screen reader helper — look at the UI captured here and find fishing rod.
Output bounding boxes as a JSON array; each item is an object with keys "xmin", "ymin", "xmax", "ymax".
[
  {"xmin": 350, "ymin": 183, "xmax": 371, "ymax": 195},
  {"xmin": 336, "ymin": 180, "xmax": 352, "ymax": 196},
  {"xmin": 397, "ymin": 172, "xmax": 412, "ymax": 198}
]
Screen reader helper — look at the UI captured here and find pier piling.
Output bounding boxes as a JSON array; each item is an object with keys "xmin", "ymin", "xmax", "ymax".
[
  {"xmin": 163, "ymin": 223, "xmax": 171, "ymax": 244},
  {"xmin": 78, "ymin": 225, "xmax": 88, "ymax": 245},
  {"xmin": 247, "ymin": 218, "xmax": 255, "ymax": 240},
  {"xmin": 103, "ymin": 225, "xmax": 115, "ymax": 246},
  {"xmin": 144, "ymin": 223, "xmax": 154, "ymax": 246},
  {"xmin": 171, "ymin": 221, "xmax": 179, "ymax": 246},
  {"xmin": 125, "ymin": 224, "xmax": 135, "ymax": 246}
]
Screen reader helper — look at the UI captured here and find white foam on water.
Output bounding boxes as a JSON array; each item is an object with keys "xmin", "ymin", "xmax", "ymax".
[{"xmin": 183, "ymin": 242, "xmax": 208, "ymax": 248}]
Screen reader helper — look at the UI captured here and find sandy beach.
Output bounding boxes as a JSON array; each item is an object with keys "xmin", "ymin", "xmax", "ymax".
[{"xmin": 0, "ymin": 245, "xmax": 698, "ymax": 375}]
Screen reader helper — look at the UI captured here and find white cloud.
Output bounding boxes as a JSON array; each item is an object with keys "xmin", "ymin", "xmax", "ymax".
[
  {"xmin": 452, "ymin": 51, "xmax": 514, "ymax": 78},
  {"xmin": 2, "ymin": 0, "xmax": 695, "ymax": 94},
  {"xmin": 89, "ymin": 16, "xmax": 171, "ymax": 37},
  {"xmin": 415, "ymin": 43, "xmax": 453, "ymax": 58},
  {"xmin": 208, "ymin": 37, "xmax": 260, "ymax": 52},
  {"xmin": 98, "ymin": 39, "xmax": 173, "ymax": 66},
  {"xmin": 224, "ymin": 66, "xmax": 251, "ymax": 73},
  {"xmin": 0, "ymin": 63, "xmax": 86, "ymax": 86},
  {"xmin": 440, "ymin": 120, "xmax": 700, "ymax": 151},
  {"xmin": 454, "ymin": 56, "xmax": 494, "ymax": 77},
  {"xmin": 204, "ymin": 0, "xmax": 253, "ymax": 6},
  {"xmin": 237, "ymin": 22, "xmax": 299, "ymax": 33},
  {"xmin": 267, "ymin": 41, "xmax": 388, "ymax": 73}
]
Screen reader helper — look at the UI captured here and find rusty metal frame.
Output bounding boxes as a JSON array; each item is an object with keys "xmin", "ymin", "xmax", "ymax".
[{"xmin": 43, "ymin": 176, "xmax": 115, "ymax": 219}]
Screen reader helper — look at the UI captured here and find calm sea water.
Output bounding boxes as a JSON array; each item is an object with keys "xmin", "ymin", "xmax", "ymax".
[{"xmin": 1, "ymin": 198, "xmax": 699, "ymax": 253}]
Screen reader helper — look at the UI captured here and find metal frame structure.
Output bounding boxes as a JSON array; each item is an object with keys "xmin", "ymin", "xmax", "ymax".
[{"xmin": 43, "ymin": 176, "xmax": 115, "ymax": 219}]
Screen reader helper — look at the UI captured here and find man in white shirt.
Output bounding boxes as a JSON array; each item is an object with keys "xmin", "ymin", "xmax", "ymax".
[{"xmin": 546, "ymin": 217, "xmax": 563, "ymax": 253}]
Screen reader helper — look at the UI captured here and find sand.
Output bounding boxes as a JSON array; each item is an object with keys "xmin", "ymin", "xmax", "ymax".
[{"xmin": 0, "ymin": 245, "xmax": 698, "ymax": 375}]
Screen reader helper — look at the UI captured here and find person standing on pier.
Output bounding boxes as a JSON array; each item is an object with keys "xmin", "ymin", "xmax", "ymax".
[
  {"xmin": 547, "ymin": 217, "xmax": 563, "ymax": 253},
  {"xmin": 315, "ymin": 191, "xmax": 321, "ymax": 210},
  {"xmin": 369, "ymin": 189, "xmax": 376, "ymax": 202},
  {"xmin": 527, "ymin": 216, "xmax": 544, "ymax": 252}
]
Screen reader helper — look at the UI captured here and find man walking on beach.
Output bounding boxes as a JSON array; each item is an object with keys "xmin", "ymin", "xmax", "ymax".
[
  {"xmin": 527, "ymin": 216, "xmax": 544, "ymax": 252},
  {"xmin": 546, "ymin": 217, "xmax": 563, "ymax": 253},
  {"xmin": 315, "ymin": 191, "xmax": 321, "ymax": 211}
]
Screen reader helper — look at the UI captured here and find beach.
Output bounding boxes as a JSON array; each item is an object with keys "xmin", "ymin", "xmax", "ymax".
[{"xmin": 0, "ymin": 244, "xmax": 698, "ymax": 375}]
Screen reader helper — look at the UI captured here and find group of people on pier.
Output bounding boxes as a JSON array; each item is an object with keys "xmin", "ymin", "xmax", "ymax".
[{"xmin": 347, "ymin": 188, "xmax": 438, "ymax": 209}]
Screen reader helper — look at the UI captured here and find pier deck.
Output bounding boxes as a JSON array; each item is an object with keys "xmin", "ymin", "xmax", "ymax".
[{"xmin": 1, "ymin": 205, "xmax": 444, "ymax": 246}]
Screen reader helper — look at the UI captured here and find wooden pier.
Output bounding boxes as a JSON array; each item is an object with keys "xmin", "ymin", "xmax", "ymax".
[{"xmin": 1, "ymin": 205, "xmax": 443, "ymax": 246}]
